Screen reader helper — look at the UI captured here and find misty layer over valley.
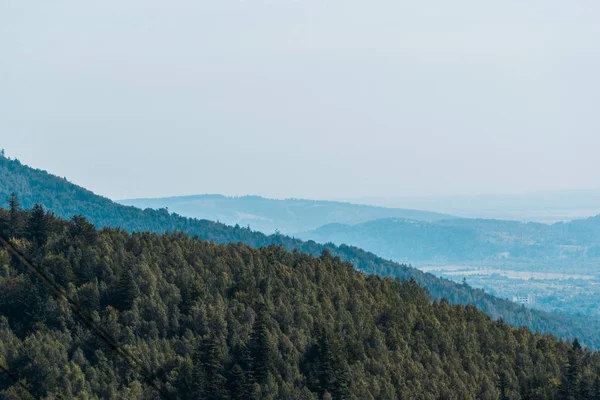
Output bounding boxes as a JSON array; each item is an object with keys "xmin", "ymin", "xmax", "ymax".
[
  {"xmin": 343, "ymin": 190, "xmax": 600, "ymax": 224},
  {"xmin": 301, "ymin": 215, "xmax": 600, "ymax": 318},
  {"xmin": 118, "ymin": 195, "xmax": 454, "ymax": 235},
  {"xmin": 119, "ymin": 191, "xmax": 600, "ymax": 320}
]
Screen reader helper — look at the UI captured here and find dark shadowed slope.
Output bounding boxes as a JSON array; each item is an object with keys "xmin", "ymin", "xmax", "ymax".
[
  {"xmin": 2, "ymin": 210, "xmax": 600, "ymax": 398},
  {"xmin": 2, "ymin": 154, "xmax": 600, "ymax": 348}
]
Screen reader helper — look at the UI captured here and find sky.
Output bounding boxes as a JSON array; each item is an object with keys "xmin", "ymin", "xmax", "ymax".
[{"xmin": 1, "ymin": 0, "xmax": 599, "ymax": 201}]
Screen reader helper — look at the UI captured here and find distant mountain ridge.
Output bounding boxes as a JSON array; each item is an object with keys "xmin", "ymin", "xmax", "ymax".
[
  {"xmin": 118, "ymin": 194, "xmax": 454, "ymax": 234},
  {"xmin": 300, "ymin": 214, "xmax": 600, "ymax": 264},
  {"xmin": 347, "ymin": 190, "xmax": 600, "ymax": 223},
  {"xmin": 2, "ymin": 154, "xmax": 600, "ymax": 348}
]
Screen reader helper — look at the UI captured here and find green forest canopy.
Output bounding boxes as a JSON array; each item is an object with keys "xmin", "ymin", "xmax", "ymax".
[
  {"xmin": 2, "ymin": 154, "xmax": 600, "ymax": 349},
  {"xmin": 1, "ymin": 206, "xmax": 600, "ymax": 399}
]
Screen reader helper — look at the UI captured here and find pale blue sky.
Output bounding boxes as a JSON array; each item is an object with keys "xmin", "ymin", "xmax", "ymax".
[{"xmin": 2, "ymin": 0, "xmax": 599, "ymax": 200}]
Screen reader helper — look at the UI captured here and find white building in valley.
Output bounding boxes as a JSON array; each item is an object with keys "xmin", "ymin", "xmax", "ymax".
[{"xmin": 512, "ymin": 294, "xmax": 536, "ymax": 306}]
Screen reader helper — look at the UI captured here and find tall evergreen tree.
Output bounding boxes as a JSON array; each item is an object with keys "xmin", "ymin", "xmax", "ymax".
[
  {"xmin": 116, "ymin": 270, "xmax": 140, "ymax": 310},
  {"xmin": 8, "ymin": 193, "xmax": 24, "ymax": 238},
  {"xmin": 0, "ymin": 208, "xmax": 8, "ymax": 237},
  {"xmin": 559, "ymin": 339, "xmax": 583, "ymax": 400},
  {"xmin": 499, "ymin": 372, "xmax": 510, "ymax": 400},
  {"xmin": 194, "ymin": 335, "xmax": 228, "ymax": 400},
  {"xmin": 26, "ymin": 203, "xmax": 49, "ymax": 246},
  {"xmin": 249, "ymin": 313, "xmax": 274, "ymax": 385},
  {"xmin": 592, "ymin": 378, "xmax": 600, "ymax": 400},
  {"xmin": 303, "ymin": 328, "xmax": 350, "ymax": 400},
  {"xmin": 227, "ymin": 364, "xmax": 248, "ymax": 400},
  {"xmin": 69, "ymin": 215, "xmax": 98, "ymax": 244},
  {"xmin": 230, "ymin": 343, "xmax": 255, "ymax": 398}
]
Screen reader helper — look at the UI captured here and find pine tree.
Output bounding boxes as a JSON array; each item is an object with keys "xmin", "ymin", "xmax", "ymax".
[
  {"xmin": 69, "ymin": 215, "xmax": 98, "ymax": 244},
  {"xmin": 592, "ymin": 378, "xmax": 600, "ymax": 400},
  {"xmin": 27, "ymin": 203, "xmax": 49, "ymax": 245},
  {"xmin": 559, "ymin": 339, "xmax": 583, "ymax": 400},
  {"xmin": 320, "ymin": 332, "xmax": 350, "ymax": 399},
  {"xmin": 194, "ymin": 335, "xmax": 229, "ymax": 400},
  {"xmin": 8, "ymin": 193, "xmax": 24, "ymax": 238},
  {"xmin": 227, "ymin": 364, "xmax": 249, "ymax": 400},
  {"xmin": 499, "ymin": 372, "xmax": 509, "ymax": 400},
  {"xmin": 303, "ymin": 328, "xmax": 350, "ymax": 399},
  {"xmin": 230, "ymin": 343, "xmax": 255, "ymax": 398},
  {"xmin": 8, "ymin": 193, "xmax": 19, "ymax": 214},
  {"xmin": 192, "ymin": 349, "xmax": 207, "ymax": 398},
  {"xmin": 580, "ymin": 377, "xmax": 594, "ymax": 400},
  {"xmin": 0, "ymin": 209, "xmax": 8, "ymax": 237},
  {"xmin": 116, "ymin": 270, "xmax": 140, "ymax": 310},
  {"xmin": 249, "ymin": 314, "xmax": 274, "ymax": 384}
]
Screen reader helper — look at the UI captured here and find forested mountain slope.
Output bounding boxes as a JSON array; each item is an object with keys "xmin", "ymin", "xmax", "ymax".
[
  {"xmin": 118, "ymin": 194, "xmax": 453, "ymax": 234},
  {"xmin": 2, "ymin": 155, "xmax": 600, "ymax": 348},
  {"xmin": 1, "ymin": 209, "xmax": 600, "ymax": 399}
]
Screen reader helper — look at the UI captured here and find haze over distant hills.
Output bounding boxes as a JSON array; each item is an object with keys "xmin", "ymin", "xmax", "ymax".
[
  {"xmin": 117, "ymin": 181, "xmax": 600, "ymax": 320},
  {"xmin": 300, "ymin": 216, "xmax": 600, "ymax": 264},
  {"xmin": 343, "ymin": 190, "xmax": 600, "ymax": 223},
  {"xmin": 3, "ymin": 154, "xmax": 600, "ymax": 348},
  {"xmin": 299, "ymin": 215, "xmax": 600, "ymax": 319},
  {"xmin": 118, "ymin": 192, "xmax": 600, "ymax": 266},
  {"xmin": 118, "ymin": 194, "xmax": 453, "ymax": 234}
]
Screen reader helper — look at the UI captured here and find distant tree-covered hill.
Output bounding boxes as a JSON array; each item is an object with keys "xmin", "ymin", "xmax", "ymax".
[
  {"xmin": 2, "ymin": 154, "xmax": 600, "ymax": 349},
  {"xmin": 300, "ymin": 216, "xmax": 600, "ymax": 264},
  {"xmin": 118, "ymin": 194, "xmax": 453, "ymax": 234},
  {"xmin": 1, "ymin": 208, "xmax": 600, "ymax": 399}
]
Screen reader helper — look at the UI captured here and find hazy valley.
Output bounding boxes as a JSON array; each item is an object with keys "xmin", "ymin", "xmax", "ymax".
[
  {"xmin": 118, "ymin": 190, "xmax": 600, "ymax": 321},
  {"xmin": 118, "ymin": 194, "xmax": 453, "ymax": 235}
]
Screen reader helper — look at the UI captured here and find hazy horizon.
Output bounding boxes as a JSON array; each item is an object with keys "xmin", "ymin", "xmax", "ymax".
[
  {"xmin": 3, "ymin": 0, "xmax": 599, "ymax": 200},
  {"xmin": 118, "ymin": 188, "xmax": 600, "ymax": 223}
]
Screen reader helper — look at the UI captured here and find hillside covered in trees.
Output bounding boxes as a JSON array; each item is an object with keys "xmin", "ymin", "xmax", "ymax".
[
  {"xmin": 2, "ymin": 206, "xmax": 600, "ymax": 399},
  {"xmin": 2, "ymin": 155, "xmax": 600, "ymax": 349}
]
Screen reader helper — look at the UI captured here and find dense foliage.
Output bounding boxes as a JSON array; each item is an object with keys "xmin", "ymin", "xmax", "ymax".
[
  {"xmin": 2, "ymin": 207, "xmax": 600, "ymax": 399},
  {"xmin": 2, "ymin": 155, "xmax": 600, "ymax": 349}
]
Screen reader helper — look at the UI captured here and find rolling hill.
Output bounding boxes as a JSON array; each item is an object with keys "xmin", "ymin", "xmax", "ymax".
[
  {"xmin": 118, "ymin": 194, "xmax": 453, "ymax": 234},
  {"xmin": 300, "ymin": 216, "xmax": 600, "ymax": 263},
  {"xmin": 2, "ymin": 154, "xmax": 600, "ymax": 348},
  {"xmin": 2, "ymin": 209, "xmax": 599, "ymax": 398}
]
